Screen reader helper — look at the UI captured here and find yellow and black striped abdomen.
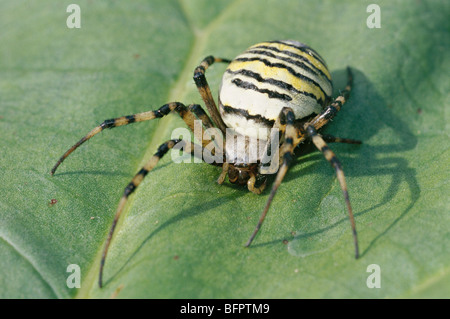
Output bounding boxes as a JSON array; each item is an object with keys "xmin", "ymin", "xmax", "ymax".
[{"xmin": 219, "ymin": 40, "xmax": 332, "ymax": 139}]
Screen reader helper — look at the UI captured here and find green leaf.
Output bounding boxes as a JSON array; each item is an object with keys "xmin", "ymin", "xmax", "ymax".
[{"xmin": 0, "ymin": 0, "xmax": 448, "ymax": 299}]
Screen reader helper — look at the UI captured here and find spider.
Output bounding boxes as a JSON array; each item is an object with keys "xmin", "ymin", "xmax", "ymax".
[{"xmin": 51, "ymin": 40, "xmax": 361, "ymax": 288}]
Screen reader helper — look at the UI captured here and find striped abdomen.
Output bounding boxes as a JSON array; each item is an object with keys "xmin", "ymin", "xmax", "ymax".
[{"xmin": 219, "ymin": 40, "xmax": 332, "ymax": 140}]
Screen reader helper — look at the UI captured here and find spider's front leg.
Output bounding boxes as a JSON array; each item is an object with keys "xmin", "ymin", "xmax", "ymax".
[
  {"xmin": 245, "ymin": 107, "xmax": 301, "ymax": 247},
  {"xmin": 193, "ymin": 56, "xmax": 231, "ymax": 133},
  {"xmin": 51, "ymin": 102, "xmax": 213, "ymax": 175},
  {"xmin": 302, "ymin": 66, "xmax": 359, "ymax": 258}
]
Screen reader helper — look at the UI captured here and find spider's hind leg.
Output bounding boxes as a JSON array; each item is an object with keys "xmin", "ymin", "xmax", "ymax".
[{"xmin": 309, "ymin": 66, "xmax": 353, "ymax": 130}]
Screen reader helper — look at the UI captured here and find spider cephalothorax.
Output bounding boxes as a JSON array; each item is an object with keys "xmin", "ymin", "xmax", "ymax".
[{"xmin": 51, "ymin": 40, "xmax": 361, "ymax": 288}]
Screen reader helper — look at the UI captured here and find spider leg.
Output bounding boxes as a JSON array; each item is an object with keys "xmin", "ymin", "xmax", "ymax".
[
  {"xmin": 309, "ymin": 66, "xmax": 353, "ymax": 130},
  {"xmin": 321, "ymin": 134, "xmax": 362, "ymax": 145},
  {"xmin": 189, "ymin": 103, "xmax": 225, "ymax": 158},
  {"xmin": 302, "ymin": 67, "xmax": 359, "ymax": 258},
  {"xmin": 247, "ymin": 172, "xmax": 267, "ymax": 195},
  {"xmin": 245, "ymin": 107, "xmax": 299, "ymax": 246},
  {"xmin": 194, "ymin": 56, "xmax": 231, "ymax": 133},
  {"xmin": 245, "ymin": 68, "xmax": 359, "ymax": 248},
  {"xmin": 189, "ymin": 103, "xmax": 215, "ymax": 130},
  {"xmin": 217, "ymin": 162, "xmax": 229, "ymax": 184},
  {"xmin": 305, "ymin": 125, "xmax": 359, "ymax": 259},
  {"xmin": 259, "ymin": 105, "xmax": 305, "ymax": 174},
  {"xmin": 98, "ymin": 138, "xmax": 202, "ymax": 288},
  {"xmin": 51, "ymin": 102, "xmax": 215, "ymax": 175}
]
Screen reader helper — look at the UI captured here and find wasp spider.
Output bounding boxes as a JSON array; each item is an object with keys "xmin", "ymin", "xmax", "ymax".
[{"xmin": 51, "ymin": 40, "xmax": 361, "ymax": 288}]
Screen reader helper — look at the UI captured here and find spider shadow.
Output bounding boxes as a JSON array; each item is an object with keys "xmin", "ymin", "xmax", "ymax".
[
  {"xmin": 104, "ymin": 187, "xmax": 247, "ymax": 287},
  {"xmin": 255, "ymin": 68, "xmax": 420, "ymax": 257},
  {"xmin": 251, "ymin": 156, "xmax": 420, "ymax": 257},
  {"xmin": 53, "ymin": 162, "xmax": 172, "ymax": 177},
  {"xmin": 105, "ymin": 68, "xmax": 420, "ymax": 283},
  {"xmin": 54, "ymin": 170, "xmax": 130, "ymax": 177}
]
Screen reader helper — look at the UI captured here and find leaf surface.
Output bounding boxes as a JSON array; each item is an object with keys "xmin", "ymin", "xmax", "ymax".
[{"xmin": 0, "ymin": 0, "xmax": 448, "ymax": 298}]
